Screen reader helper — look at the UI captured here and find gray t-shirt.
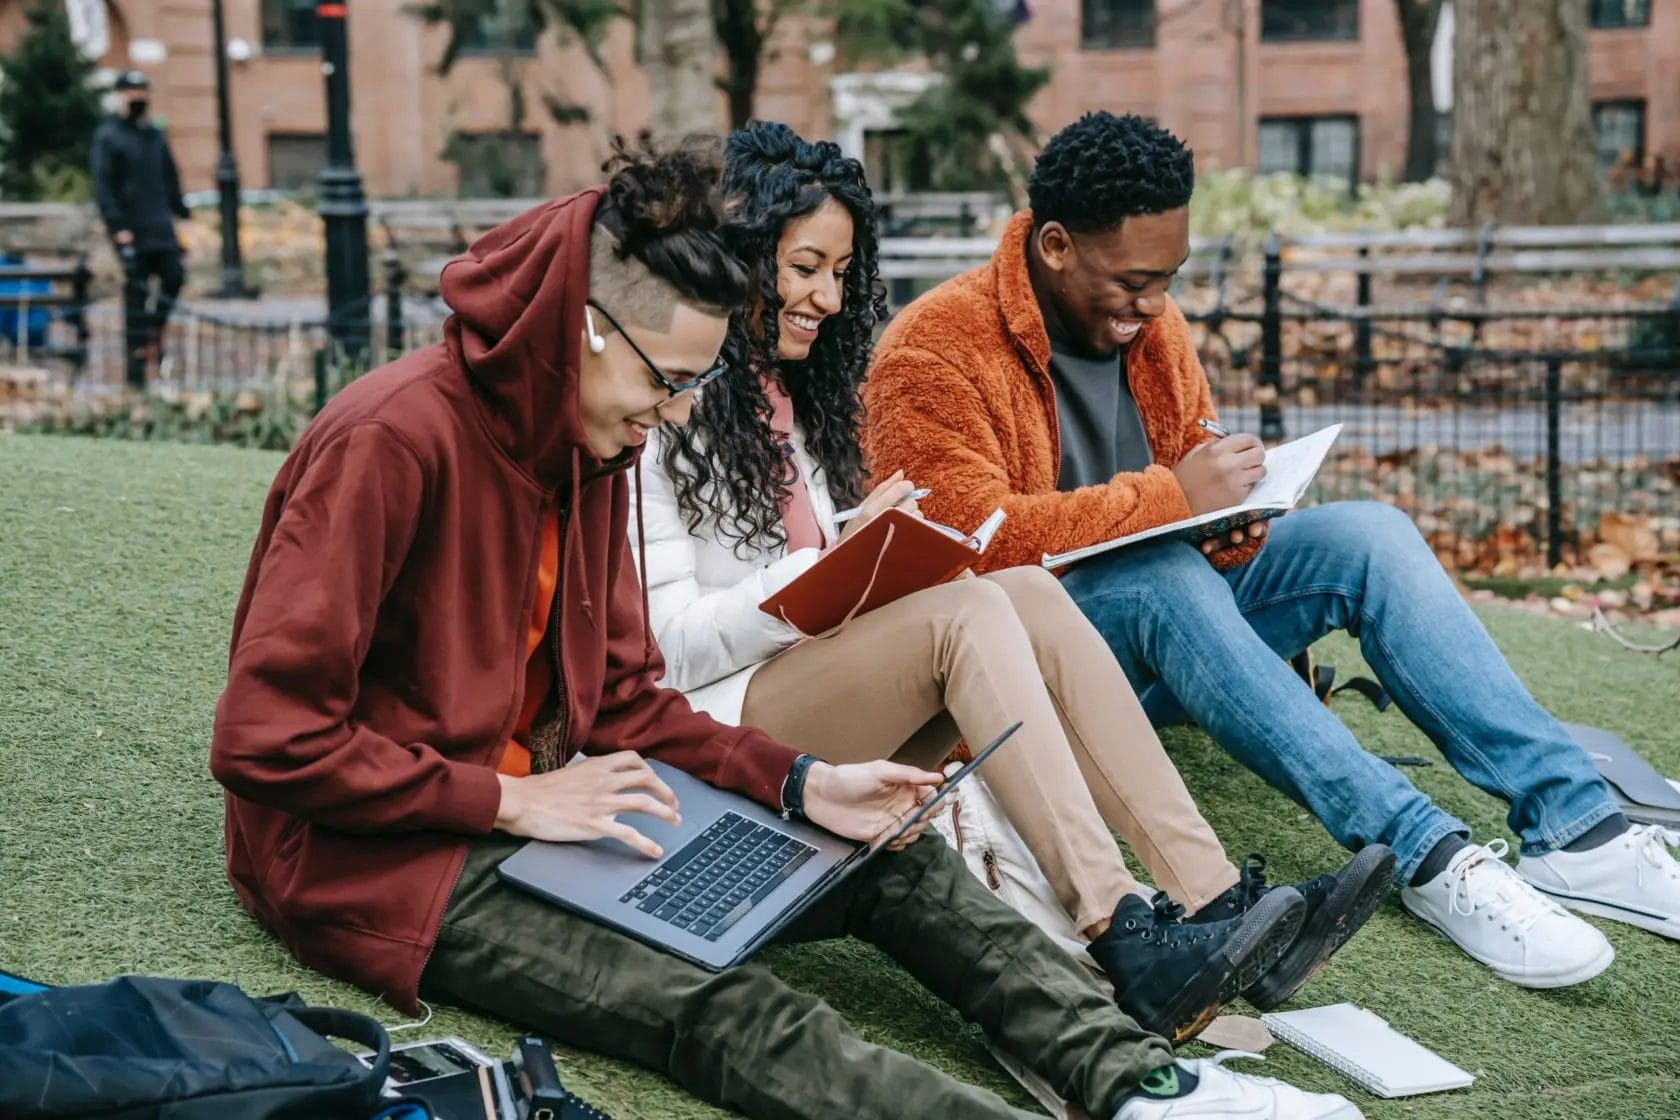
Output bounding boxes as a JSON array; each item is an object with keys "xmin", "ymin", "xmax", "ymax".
[{"xmin": 1048, "ymin": 345, "xmax": 1153, "ymax": 492}]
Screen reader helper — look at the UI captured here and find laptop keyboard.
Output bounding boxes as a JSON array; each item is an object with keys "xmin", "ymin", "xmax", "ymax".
[{"xmin": 620, "ymin": 812, "xmax": 817, "ymax": 942}]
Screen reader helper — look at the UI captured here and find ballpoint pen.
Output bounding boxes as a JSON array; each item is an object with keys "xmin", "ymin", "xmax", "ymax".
[{"xmin": 833, "ymin": 487, "xmax": 932, "ymax": 524}]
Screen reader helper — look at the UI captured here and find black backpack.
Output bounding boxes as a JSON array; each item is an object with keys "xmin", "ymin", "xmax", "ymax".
[{"xmin": 0, "ymin": 973, "xmax": 411, "ymax": 1119}]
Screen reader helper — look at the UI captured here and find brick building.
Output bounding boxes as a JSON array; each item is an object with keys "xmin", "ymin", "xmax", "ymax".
[{"xmin": 3, "ymin": 0, "xmax": 1674, "ymax": 197}]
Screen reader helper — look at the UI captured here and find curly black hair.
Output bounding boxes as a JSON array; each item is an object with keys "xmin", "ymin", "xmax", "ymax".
[
  {"xmin": 1028, "ymin": 112, "xmax": 1195, "ymax": 235},
  {"xmin": 658, "ymin": 121, "xmax": 887, "ymax": 557},
  {"xmin": 598, "ymin": 133, "xmax": 751, "ymax": 312}
]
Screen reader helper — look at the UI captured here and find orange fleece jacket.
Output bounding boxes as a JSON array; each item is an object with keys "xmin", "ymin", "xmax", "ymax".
[{"xmin": 863, "ymin": 209, "xmax": 1263, "ymax": 574}]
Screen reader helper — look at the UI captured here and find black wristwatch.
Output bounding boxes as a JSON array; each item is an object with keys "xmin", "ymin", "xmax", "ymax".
[{"xmin": 780, "ymin": 753, "xmax": 818, "ymax": 821}]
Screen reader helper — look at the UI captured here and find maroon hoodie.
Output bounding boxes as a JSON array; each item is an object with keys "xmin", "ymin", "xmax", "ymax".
[{"xmin": 211, "ymin": 187, "xmax": 801, "ymax": 1013}]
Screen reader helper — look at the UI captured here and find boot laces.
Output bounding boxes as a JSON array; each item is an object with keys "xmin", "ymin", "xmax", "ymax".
[{"xmin": 1134, "ymin": 891, "xmax": 1218, "ymax": 949}]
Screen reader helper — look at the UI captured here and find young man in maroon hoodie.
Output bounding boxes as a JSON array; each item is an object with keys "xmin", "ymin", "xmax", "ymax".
[{"xmin": 210, "ymin": 141, "xmax": 1360, "ymax": 1120}]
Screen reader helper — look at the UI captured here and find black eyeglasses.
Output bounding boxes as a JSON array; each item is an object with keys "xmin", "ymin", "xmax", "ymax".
[{"xmin": 585, "ymin": 300, "xmax": 730, "ymax": 398}]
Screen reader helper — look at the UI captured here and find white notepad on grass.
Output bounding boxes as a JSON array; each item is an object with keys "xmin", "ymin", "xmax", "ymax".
[{"xmin": 1261, "ymin": 1004, "xmax": 1474, "ymax": 1099}]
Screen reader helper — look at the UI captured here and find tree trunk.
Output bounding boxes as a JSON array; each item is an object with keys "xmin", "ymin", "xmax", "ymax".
[
  {"xmin": 713, "ymin": 0, "xmax": 764, "ymax": 130},
  {"xmin": 1395, "ymin": 0, "xmax": 1443, "ymax": 182},
  {"xmin": 1449, "ymin": 0, "xmax": 1602, "ymax": 225},
  {"xmin": 724, "ymin": 52, "xmax": 758, "ymax": 129},
  {"xmin": 642, "ymin": 0, "xmax": 722, "ymax": 140}
]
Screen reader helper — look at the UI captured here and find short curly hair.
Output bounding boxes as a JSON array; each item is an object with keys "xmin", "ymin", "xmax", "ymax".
[{"xmin": 1028, "ymin": 112, "xmax": 1195, "ymax": 234}]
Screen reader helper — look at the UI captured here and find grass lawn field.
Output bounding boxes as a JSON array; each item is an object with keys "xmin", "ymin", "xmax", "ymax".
[{"xmin": 3, "ymin": 433, "xmax": 1677, "ymax": 1120}]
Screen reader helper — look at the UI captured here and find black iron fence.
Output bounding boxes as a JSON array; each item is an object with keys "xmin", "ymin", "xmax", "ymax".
[
  {"xmin": 61, "ymin": 258, "xmax": 449, "ymax": 404},
  {"xmin": 1192, "ymin": 294, "xmax": 1679, "ymax": 571},
  {"xmin": 26, "ymin": 229, "xmax": 1680, "ymax": 573}
]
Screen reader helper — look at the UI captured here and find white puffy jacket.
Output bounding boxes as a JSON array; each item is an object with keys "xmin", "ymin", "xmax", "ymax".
[
  {"xmin": 632, "ymin": 425, "xmax": 1099, "ymax": 1118},
  {"xmin": 628, "ymin": 423, "xmax": 839, "ymax": 723}
]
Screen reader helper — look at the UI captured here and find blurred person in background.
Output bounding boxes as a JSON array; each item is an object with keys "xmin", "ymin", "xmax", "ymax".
[{"xmin": 90, "ymin": 70, "xmax": 189, "ymax": 388}]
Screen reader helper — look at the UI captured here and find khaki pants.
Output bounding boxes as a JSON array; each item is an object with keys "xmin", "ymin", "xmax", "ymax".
[{"xmin": 743, "ymin": 566, "xmax": 1239, "ymax": 933}]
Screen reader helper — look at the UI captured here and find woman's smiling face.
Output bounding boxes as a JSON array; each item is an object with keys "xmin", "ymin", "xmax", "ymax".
[{"xmin": 771, "ymin": 197, "xmax": 854, "ymax": 362}]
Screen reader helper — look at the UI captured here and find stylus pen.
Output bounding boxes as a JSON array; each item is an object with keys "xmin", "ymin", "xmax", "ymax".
[{"xmin": 833, "ymin": 487, "xmax": 932, "ymax": 525}]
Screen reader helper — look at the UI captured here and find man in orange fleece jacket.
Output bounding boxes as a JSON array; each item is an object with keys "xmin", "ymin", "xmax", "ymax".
[{"xmin": 866, "ymin": 112, "xmax": 1680, "ymax": 989}]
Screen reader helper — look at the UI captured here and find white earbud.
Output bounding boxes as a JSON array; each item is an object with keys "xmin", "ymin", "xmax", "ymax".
[{"xmin": 585, "ymin": 306, "xmax": 607, "ymax": 354}]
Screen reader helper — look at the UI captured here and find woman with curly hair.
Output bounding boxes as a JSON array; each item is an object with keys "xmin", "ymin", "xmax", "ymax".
[{"xmin": 632, "ymin": 122, "xmax": 1390, "ymax": 1043}]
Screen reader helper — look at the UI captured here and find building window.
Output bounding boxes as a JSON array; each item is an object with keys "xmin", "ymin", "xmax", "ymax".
[
  {"xmin": 261, "ymin": 0, "xmax": 318, "ymax": 50},
  {"xmin": 1258, "ymin": 115, "xmax": 1360, "ymax": 186},
  {"xmin": 447, "ymin": 133, "xmax": 545, "ymax": 197},
  {"xmin": 266, "ymin": 133, "xmax": 327, "ymax": 192},
  {"xmin": 1593, "ymin": 100, "xmax": 1646, "ymax": 169},
  {"xmin": 1260, "ymin": 0, "xmax": 1359, "ymax": 42},
  {"xmin": 1588, "ymin": 0, "xmax": 1651, "ymax": 28},
  {"xmin": 457, "ymin": 0, "xmax": 539, "ymax": 53},
  {"xmin": 1081, "ymin": 0, "xmax": 1156, "ymax": 49}
]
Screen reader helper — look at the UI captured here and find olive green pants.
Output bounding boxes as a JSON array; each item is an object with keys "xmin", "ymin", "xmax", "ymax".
[{"xmin": 421, "ymin": 832, "xmax": 1173, "ymax": 1120}]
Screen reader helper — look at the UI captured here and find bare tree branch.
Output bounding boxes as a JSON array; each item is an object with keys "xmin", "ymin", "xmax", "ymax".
[{"xmin": 1591, "ymin": 608, "xmax": 1680, "ymax": 657}]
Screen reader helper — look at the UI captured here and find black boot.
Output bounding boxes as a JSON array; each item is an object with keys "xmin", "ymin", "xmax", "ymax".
[
  {"xmin": 1189, "ymin": 845, "xmax": 1396, "ymax": 1011},
  {"xmin": 1088, "ymin": 887, "xmax": 1305, "ymax": 1043}
]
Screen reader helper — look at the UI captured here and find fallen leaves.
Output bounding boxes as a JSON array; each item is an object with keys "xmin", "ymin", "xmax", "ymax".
[
  {"xmin": 1587, "ymin": 542, "xmax": 1633, "ymax": 580},
  {"xmin": 1599, "ymin": 512, "xmax": 1662, "ymax": 564}
]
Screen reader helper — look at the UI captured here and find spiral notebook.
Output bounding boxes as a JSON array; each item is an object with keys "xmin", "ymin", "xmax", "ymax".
[
  {"xmin": 1042, "ymin": 424, "xmax": 1343, "ymax": 569},
  {"xmin": 1261, "ymin": 1004, "xmax": 1473, "ymax": 1099}
]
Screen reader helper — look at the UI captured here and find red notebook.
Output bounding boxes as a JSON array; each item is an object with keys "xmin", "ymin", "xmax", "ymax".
[{"xmin": 759, "ymin": 507, "xmax": 1007, "ymax": 636}]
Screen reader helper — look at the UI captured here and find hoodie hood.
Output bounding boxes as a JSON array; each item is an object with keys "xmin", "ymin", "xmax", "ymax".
[{"xmin": 440, "ymin": 187, "xmax": 605, "ymax": 489}]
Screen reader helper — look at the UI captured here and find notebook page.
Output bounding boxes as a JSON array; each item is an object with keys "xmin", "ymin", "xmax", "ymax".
[
  {"xmin": 1245, "ymin": 424, "xmax": 1344, "ymax": 507},
  {"xmin": 927, "ymin": 509, "xmax": 1007, "ymax": 549},
  {"xmin": 1262, "ymin": 1004, "xmax": 1473, "ymax": 1098},
  {"xmin": 971, "ymin": 509, "xmax": 1008, "ymax": 552}
]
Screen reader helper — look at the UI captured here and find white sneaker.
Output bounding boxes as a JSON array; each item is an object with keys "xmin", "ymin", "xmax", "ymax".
[
  {"xmin": 1114, "ymin": 1052, "xmax": 1362, "ymax": 1119},
  {"xmin": 1401, "ymin": 839, "xmax": 1614, "ymax": 988},
  {"xmin": 1518, "ymin": 824, "xmax": 1680, "ymax": 940}
]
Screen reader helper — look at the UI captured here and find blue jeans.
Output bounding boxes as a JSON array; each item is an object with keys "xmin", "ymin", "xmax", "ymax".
[{"xmin": 1062, "ymin": 501, "xmax": 1618, "ymax": 884}]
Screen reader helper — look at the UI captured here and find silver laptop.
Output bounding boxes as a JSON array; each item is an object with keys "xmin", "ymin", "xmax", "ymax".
[{"xmin": 497, "ymin": 723, "xmax": 1021, "ymax": 970}]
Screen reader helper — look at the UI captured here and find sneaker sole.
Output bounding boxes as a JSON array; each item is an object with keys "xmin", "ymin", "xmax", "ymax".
[
  {"xmin": 1245, "ymin": 845, "xmax": 1397, "ymax": 1011},
  {"xmin": 1527, "ymin": 886, "xmax": 1680, "ymax": 941},
  {"xmin": 1400, "ymin": 900, "xmax": 1617, "ymax": 988},
  {"xmin": 1155, "ymin": 888, "xmax": 1307, "ymax": 1044}
]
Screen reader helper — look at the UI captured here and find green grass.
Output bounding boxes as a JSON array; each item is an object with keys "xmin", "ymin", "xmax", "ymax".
[
  {"xmin": 1460, "ymin": 574, "xmax": 1638, "ymax": 601},
  {"xmin": 3, "ymin": 433, "xmax": 1678, "ymax": 1120}
]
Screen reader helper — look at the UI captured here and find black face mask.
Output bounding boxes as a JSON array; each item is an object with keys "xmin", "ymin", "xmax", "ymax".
[{"xmin": 125, "ymin": 99, "xmax": 148, "ymax": 121}]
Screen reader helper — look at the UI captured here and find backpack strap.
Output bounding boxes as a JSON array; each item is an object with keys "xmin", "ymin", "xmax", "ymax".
[
  {"xmin": 1289, "ymin": 650, "xmax": 1392, "ymax": 711},
  {"xmin": 288, "ymin": 1005, "xmax": 392, "ymax": 1097},
  {"xmin": 1330, "ymin": 674, "xmax": 1392, "ymax": 711}
]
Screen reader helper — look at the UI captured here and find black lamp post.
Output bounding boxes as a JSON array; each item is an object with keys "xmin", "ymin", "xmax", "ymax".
[
  {"xmin": 316, "ymin": 1, "xmax": 370, "ymax": 361},
  {"xmin": 211, "ymin": 0, "xmax": 256, "ymax": 298}
]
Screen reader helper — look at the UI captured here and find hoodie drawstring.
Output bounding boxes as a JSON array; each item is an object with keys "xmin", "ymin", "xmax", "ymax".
[
  {"xmin": 569, "ymin": 446, "xmax": 594, "ymax": 628},
  {"xmin": 634, "ymin": 455, "xmax": 655, "ymax": 671}
]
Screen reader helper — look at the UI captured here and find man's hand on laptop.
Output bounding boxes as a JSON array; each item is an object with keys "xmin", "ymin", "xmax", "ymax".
[
  {"xmin": 1173, "ymin": 433, "xmax": 1266, "ymax": 514},
  {"xmin": 801, "ymin": 760, "xmax": 945, "ymax": 851},
  {"xmin": 494, "ymin": 753, "xmax": 681, "ymax": 859}
]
